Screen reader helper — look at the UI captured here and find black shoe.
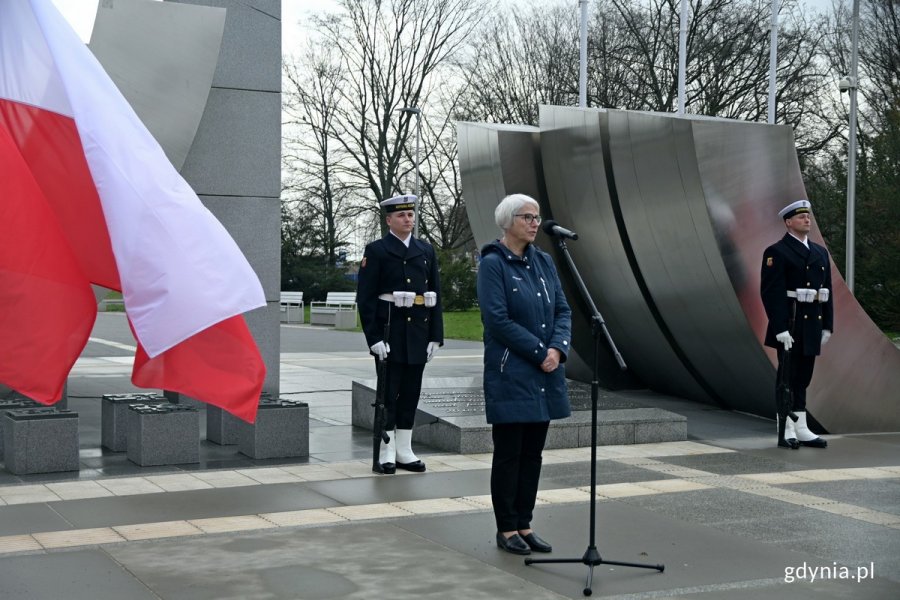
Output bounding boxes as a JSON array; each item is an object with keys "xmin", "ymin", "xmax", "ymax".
[
  {"xmin": 777, "ymin": 416, "xmax": 800, "ymax": 449},
  {"xmin": 496, "ymin": 532, "xmax": 531, "ymax": 555},
  {"xmin": 799, "ymin": 437, "xmax": 827, "ymax": 448},
  {"xmin": 396, "ymin": 460, "xmax": 426, "ymax": 472},
  {"xmin": 520, "ymin": 532, "xmax": 552, "ymax": 553},
  {"xmin": 374, "ymin": 462, "xmax": 396, "ymax": 474}
]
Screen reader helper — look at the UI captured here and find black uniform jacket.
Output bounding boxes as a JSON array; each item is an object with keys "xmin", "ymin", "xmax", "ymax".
[
  {"xmin": 357, "ymin": 233, "xmax": 444, "ymax": 365},
  {"xmin": 760, "ymin": 233, "xmax": 834, "ymax": 356}
]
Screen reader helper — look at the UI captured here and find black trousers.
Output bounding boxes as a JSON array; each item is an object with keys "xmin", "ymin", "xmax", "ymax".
[
  {"xmin": 775, "ymin": 347, "xmax": 816, "ymax": 411},
  {"xmin": 490, "ymin": 421, "xmax": 550, "ymax": 532},
  {"xmin": 375, "ymin": 359, "xmax": 425, "ymax": 430}
]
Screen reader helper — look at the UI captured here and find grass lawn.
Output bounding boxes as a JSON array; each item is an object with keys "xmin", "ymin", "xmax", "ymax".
[{"xmin": 295, "ymin": 306, "xmax": 483, "ymax": 341}]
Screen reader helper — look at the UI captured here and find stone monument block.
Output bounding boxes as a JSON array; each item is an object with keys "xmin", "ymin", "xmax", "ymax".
[
  {"xmin": 126, "ymin": 404, "xmax": 199, "ymax": 466},
  {"xmin": 2, "ymin": 408, "xmax": 79, "ymax": 475},
  {"xmin": 238, "ymin": 399, "xmax": 308, "ymax": 459},
  {"xmin": 0, "ymin": 398, "xmax": 40, "ymax": 460},
  {"xmin": 101, "ymin": 393, "xmax": 168, "ymax": 451}
]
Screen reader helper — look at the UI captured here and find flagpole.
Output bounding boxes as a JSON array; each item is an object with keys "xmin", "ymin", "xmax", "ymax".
[
  {"xmin": 845, "ymin": 0, "xmax": 860, "ymax": 293},
  {"xmin": 767, "ymin": 0, "xmax": 779, "ymax": 124},
  {"xmin": 677, "ymin": 0, "xmax": 688, "ymax": 115},
  {"xmin": 579, "ymin": 0, "xmax": 588, "ymax": 107}
]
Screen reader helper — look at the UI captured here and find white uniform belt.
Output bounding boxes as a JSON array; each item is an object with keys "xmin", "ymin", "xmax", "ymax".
[
  {"xmin": 786, "ymin": 290, "xmax": 797, "ymax": 298},
  {"xmin": 379, "ymin": 293, "xmax": 426, "ymax": 305}
]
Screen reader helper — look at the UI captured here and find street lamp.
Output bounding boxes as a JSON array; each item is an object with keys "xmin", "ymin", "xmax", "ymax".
[
  {"xmin": 844, "ymin": 0, "xmax": 861, "ymax": 293},
  {"xmin": 397, "ymin": 106, "xmax": 422, "ymax": 237}
]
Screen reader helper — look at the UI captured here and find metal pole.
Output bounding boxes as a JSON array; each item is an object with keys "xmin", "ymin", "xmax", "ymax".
[
  {"xmin": 579, "ymin": 0, "xmax": 588, "ymax": 107},
  {"xmin": 677, "ymin": 0, "xmax": 688, "ymax": 115},
  {"xmin": 414, "ymin": 109, "xmax": 421, "ymax": 238},
  {"xmin": 846, "ymin": 0, "xmax": 860, "ymax": 292},
  {"xmin": 396, "ymin": 106, "xmax": 422, "ymax": 237},
  {"xmin": 767, "ymin": 0, "xmax": 779, "ymax": 124}
]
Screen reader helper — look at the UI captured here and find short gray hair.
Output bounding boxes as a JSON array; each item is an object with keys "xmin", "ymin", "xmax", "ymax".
[{"xmin": 494, "ymin": 194, "xmax": 540, "ymax": 232}]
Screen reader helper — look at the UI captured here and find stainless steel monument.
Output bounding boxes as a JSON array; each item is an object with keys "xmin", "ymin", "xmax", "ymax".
[{"xmin": 459, "ymin": 107, "xmax": 900, "ymax": 434}]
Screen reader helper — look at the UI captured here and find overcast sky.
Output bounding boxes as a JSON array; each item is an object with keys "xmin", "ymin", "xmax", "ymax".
[{"xmin": 55, "ymin": 0, "xmax": 837, "ymax": 47}]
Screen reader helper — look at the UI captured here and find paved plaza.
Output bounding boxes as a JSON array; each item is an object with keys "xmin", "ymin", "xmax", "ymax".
[{"xmin": 0, "ymin": 313, "xmax": 898, "ymax": 599}]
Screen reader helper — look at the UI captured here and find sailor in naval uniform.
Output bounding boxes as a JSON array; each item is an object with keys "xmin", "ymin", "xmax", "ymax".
[
  {"xmin": 356, "ymin": 195, "xmax": 444, "ymax": 473},
  {"xmin": 760, "ymin": 200, "xmax": 832, "ymax": 449}
]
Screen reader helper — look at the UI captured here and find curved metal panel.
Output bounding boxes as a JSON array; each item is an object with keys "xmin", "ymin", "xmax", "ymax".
[
  {"xmin": 690, "ymin": 117, "xmax": 900, "ymax": 432},
  {"xmin": 88, "ymin": 0, "xmax": 226, "ymax": 170},
  {"xmin": 607, "ymin": 110, "xmax": 772, "ymax": 411},
  {"xmin": 538, "ymin": 106, "xmax": 708, "ymax": 398},
  {"xmin": 458, "ymin": 121, "xmax": 600, "ymax": 384},
  {"xmin": 460, "ymin": 109, "xmax": 900, "ymax": 432}
]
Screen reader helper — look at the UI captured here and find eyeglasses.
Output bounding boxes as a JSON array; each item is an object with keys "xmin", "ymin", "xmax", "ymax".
[{"xmin": 515, "ymin": 213, "xmax": 542, "ymax": 224}]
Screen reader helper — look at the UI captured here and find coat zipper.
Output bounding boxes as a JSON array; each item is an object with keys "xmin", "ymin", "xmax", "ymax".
[{"xmin": 500, "ymin": 348, "xmax": 510, "ymax": 372}]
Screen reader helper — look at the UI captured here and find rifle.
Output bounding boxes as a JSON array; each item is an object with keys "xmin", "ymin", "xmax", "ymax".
[
  {"xmin": 372, "ymin": 316, "xmax": 392, "ymax": 474},
  {"xmin": 777, "ymin": 300, "xmax": 799, "ymax": 424}
]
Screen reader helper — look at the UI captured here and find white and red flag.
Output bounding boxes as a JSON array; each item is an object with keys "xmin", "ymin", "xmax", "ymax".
[{"xmin": 0, "ymin": 0, "xmax": 266, "ymax": 422}]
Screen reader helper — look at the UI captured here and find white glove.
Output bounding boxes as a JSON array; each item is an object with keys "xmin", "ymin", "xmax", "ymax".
[
  {"xmin": 426, "ymin": 341, "xmax": 439, "ymax": 362},
  {"xmin": 796, "ymin": 288, "xmax": 816, "ymax": 303},
  {"xmin": 370, "ymin": 341, "xmax": 390, "ymax": 360},
  {"xmin": 775, "ymin": 331, "xmax": 794, "ymax": 351},
  {"xmin": 821, "ymin": 330, "xmax": 832, "ymax": 346}
]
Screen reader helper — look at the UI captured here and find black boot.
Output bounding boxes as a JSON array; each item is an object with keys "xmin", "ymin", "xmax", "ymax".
[{"xmin": 778, "ymin": 415, "xmax": 799, "ymax": 449}]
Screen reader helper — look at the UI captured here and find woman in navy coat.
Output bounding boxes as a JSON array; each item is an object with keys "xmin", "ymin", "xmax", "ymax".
[{"xmin": 477, "ymin": 194, "xmax": 572, "ymax": 555}]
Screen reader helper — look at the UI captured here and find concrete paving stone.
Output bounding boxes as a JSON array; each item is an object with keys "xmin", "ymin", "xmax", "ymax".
[
  {"xmin": 34, "ymin": 527, "xmax": 124, "ymax": 549},
  {"xmin": 258, "ymin": 508, "xmax": 347, "ymax": 527},
  {"xmin": 113, "ymin": 520, "xmax": 204, "ymax": 541},
  {"xmin": 188, "ymin": 515, "xmax": 277, "ymax": 534},
  {"xmin": 541, "ymin": 460, "xmax": 679, "ymax": 489},
  {"xmin": 738, "ymin": 471, "xmax": 815, "ymax": 485},
  {"xmin": 234, "ymin": 467, "xmax": 303, "ymax": 484},
  {"xmin": 328, "ymin": 460, "xmax": 381, "ymax": 478},
  {"xmin": 44, "ymin": 481, "xmax": 113, "ymax": 500},
  {"xmin": 781, "ymin": 479, "xmax": 900, "ymax": 516},
  {"xmin": 535, "ymin": 487, "xmax": 592, "ymax": 504},
  {"xmin": 0, "ymin": 484, "xmax": 59, "ymax": 505},
  {"xmin": 458, "ymin": 494, "xmax": 493, "ymax": 508},
  {"xmin": 635, "ymin": 478, "xmax": 714, "ymax": 494},
  {"xmin": 657, "ymin": 451, "xmax": 800, "ymax": 476},
  {"xmin": 189, "ymin": 470, "xmax": 260, "ymax": 488},
  {"xmin": 0, "ymin": 503, "xmax": 82, "ymax": 536},
  {"xmin": 0, "ymin": 535, "xmax": 41, "ymax": 554},
  {"xmin": 327, "ymin": 503, "xmax": 412, "ymax": 521},
  {"xmin": 143, "ymin": 473, "xmax": 214, "ymax": 492},
  {"xmin": 278, "ymin": 463, "xmax": 348, "ymax": 481},
  {"xmin": 105, "ymin": 523, "xmax": 565, "ymax": 600},
  {"xmin": 96, "ymin": 477, "xmax": 166, "ymax": 496},
  {"xmin": 590, "ymin": 482, "xmax": 661, "ymax": 498},
  {"xmin": 844, "ymin": 466, "xmax": 900, "ymax": 479},
  {"xmin": 390, "ymin": 497, "xmax": 481, "ymax": 515},
  {"xmin": 0, "ymin": 550, "xmax": 161, "ymax": 599}
]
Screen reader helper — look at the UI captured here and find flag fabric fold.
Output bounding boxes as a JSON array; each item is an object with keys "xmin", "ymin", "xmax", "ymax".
[{"xmin": 0, "ymin": 0, "xmax": 266, "ymax": 421}]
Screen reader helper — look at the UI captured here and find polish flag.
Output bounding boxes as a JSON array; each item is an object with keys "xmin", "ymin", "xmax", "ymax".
[{"xmin": 0, "ymin": 1, "xmax": 266, "ymax": 422}]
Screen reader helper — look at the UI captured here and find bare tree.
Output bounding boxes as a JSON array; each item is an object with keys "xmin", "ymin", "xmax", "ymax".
[
  {"xmin": 456, "ymin": 0, "xmax": 839, "ymax": 158},
  {"xmin": 312, "ymin": 0, "xmax": 486, "ymax": 232}
]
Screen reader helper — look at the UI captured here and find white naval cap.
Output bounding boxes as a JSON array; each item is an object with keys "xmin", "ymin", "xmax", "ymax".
[
  {"xmin": 778, "ymin": 199, "xmax": 812, "ymax": 220},
  {"xmin": 380, "ymin": 194, "xmax": 417, "ymax": 213}
]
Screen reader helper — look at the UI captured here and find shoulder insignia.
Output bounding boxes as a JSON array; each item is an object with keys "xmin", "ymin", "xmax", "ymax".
[
  {"xmin": 361, "ymin": 257, "xmax": 367, "ymax": 268},
  {"xmin": 766, "ymin": 257, "xmax": 773, "ymax": 267}
]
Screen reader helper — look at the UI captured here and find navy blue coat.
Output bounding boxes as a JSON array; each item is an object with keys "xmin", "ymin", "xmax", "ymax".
[
  {"xmin": 760, "ymin": 233, "xmax": 834, "ymax": 356},
  {"xmin": 357, "ymin": 233, "xmax": 443, "ymax": 365},
  {"xmin": 477, "ymin": 240, "xmax": 572, "ymax": 424}
]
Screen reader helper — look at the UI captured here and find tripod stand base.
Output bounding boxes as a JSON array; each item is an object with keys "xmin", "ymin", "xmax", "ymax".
[{"xmin": 526, "ymin": 546, "xmax": 664, "ymax": 596}]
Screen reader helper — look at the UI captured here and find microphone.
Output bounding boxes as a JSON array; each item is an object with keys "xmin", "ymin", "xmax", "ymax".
[{"xmin": 541, "ymin": 219, "xmax": 578, "ymax": 240}]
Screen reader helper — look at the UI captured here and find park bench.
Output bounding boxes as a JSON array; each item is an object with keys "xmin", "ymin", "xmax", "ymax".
[
  {"xmin": 309, "ymin": 292, "xmax": 357, "ymax": 328},
  {"xmin": 279, "ymin": 291, "xmax": 305, "ymax": 323}
]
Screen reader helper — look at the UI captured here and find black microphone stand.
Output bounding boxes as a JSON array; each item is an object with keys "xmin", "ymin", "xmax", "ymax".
[{"xmin": 525, "ymin": 236, "xmax": 664, "ymax": 596}]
